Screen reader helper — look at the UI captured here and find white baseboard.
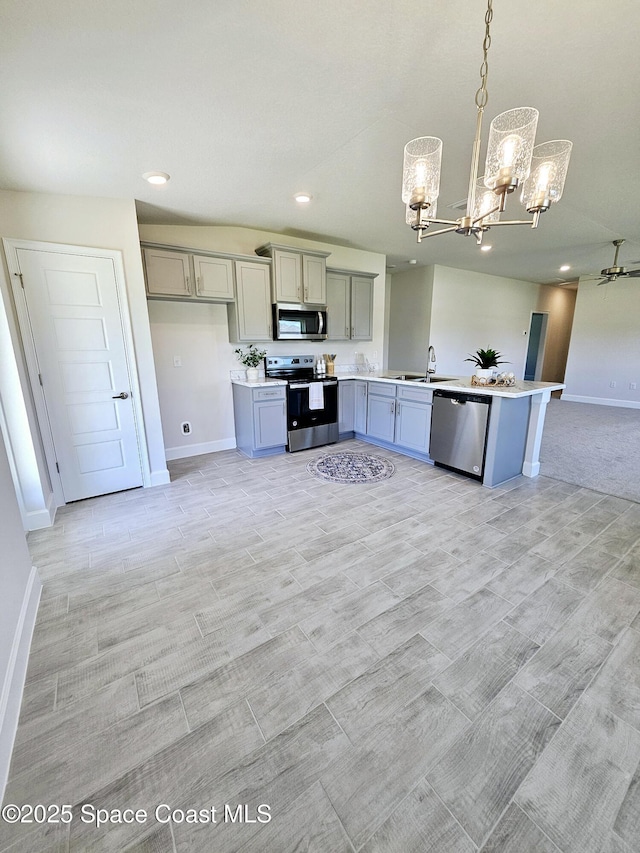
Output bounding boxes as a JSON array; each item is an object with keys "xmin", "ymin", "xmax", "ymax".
[
  {"xmin": 0, "ymin": 565, "xmax": 42, "ymax": 802},
  {"xmin": 148, "ymin": 468, "xmax": 171, "ymax": 487},
  {"xmin": 164, "ymin": 438, "xmax": 237, "ymax": 461},
  {"xmin": 562, "ymin": 394, "xmax": 640, "ymax": 409},
  {"xmin": 24, "ymin": 490, "xmax": 57, "ymax": 531}
]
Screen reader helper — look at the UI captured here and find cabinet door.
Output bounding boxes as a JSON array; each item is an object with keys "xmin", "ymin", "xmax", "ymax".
[
  {"xmin": 351, "ymin": 276, "xmax": 374, "ymax": 340},
  {"xmin": 395, "ymin": 400, "xmax": 431, "ymax": 453},
  {"xmin": 326, "ymin": 273, "xmax": 350, "ymax": 340},
  {"xmin": 354, "ymin": 381, "xmax": 368, "ymax": 433},
  {"xmin": 143, "ymin": 248, "xmax": 192, "ymax": 297},
  {"xmin": 192, "ymin": 255, "xmax": 235, "ymax": 301},
  {"xmin": 234, "ymin": 261, "xmax": 272, "ymax": 341},
  {"xmin": 303, "ymin": 254, "xmax": 326, "ymax": 304},
  {"xmin": 367, "ymin": 394, "xmax": 396, "ymax": 442},
  {"xmin": 338, "ymin": 380, "xmax": 355, "ymax": 433},
  {"xmin": 273, "ymin": 249, "xmax": 302, "ymax": 302},
  {"xmin": 253, "ymin": 400, "xmax": 287, "ymax": 449}
]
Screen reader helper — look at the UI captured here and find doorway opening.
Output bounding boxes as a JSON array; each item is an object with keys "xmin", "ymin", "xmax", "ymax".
[{"xmin": 524, "ymin": 311, "xmax": 549, "ymax": 381}]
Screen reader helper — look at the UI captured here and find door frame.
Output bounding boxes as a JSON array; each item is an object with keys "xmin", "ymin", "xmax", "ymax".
[
  {"xmin": 3, "ymin": 238, "xmax": 152, "ymax": 506},
  {"xmin": 524, "ymin": 310, "xmax": 549, "ymax": 382}
]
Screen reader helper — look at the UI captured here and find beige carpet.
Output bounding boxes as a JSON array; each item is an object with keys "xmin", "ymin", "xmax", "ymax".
[{"xmin": 540, "ymin": 399, "xmax": 640, "ymax": 503}]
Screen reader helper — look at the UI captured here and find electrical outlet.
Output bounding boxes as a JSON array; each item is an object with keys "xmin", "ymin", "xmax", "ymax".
[
  {"xmin": 630, "ymin": 383, "xmax": 637, "ymax": 390},
  {"xmin": 181, "ymin": 421, "xmax": 191, "ymax": 435},
  {"xmin": 610, "ymin": 381, "xmax": 616, "ymax": 388},
  {"xmin": 173, "ymin": 355, "xmax": 182, "ymax": 368}
]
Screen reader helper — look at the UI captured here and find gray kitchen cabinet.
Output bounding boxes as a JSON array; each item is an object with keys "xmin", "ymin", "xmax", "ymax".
[
  {"xmin": 143, "ymin": 247, "xmax": 192, "ymax": 298},
  {"xmin": 326, "ymin": 268, "xmax": 375, "ymax": 341},
  {"xmin": 338, "ymin": 380, "xmax": 355, "ymax": 436},
  {"xmin": 366, "ymin": 382, "xmax": 396, "ymax": 443},
  {"xmin": 143, "ymin": 245, "xmax": 235, "ymax": 302},
  {"xmin": 192, "ymin": 254, "xmax": 235, "ymax": 300},
  {"xmin": 255, "ymin": 243, "xmax": 330, "ymax": 304},
  {"xmin": 354, "ymin": 380, "xmax": 368, "ymax": 433},
  {"xmin": 232, "ymin": 384, "xmax": 287, "ymax": 457},
  {"xmin": 227, "ymin": 259, "xmax": 272, "ymax": 343},
  {"xmin": 395, "ymin": 398, "xmax": 432, "ymax": 454}
]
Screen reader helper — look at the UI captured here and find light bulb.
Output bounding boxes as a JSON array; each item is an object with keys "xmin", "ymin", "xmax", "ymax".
[
  {"xmin": 500, "ymin": 135, "xmax": 522, "ymax": 169},
  {"xmin": 535, "ymin": 161, "xmax": 556, "ymax": 192}
]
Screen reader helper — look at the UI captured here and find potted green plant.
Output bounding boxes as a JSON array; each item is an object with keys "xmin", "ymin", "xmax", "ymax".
[
  {"xmin": 235, "ymin": 344, "xmax": 267, "ymax": 382},
  {"xmin": 464, "ymin": 348, "xmax": 508, "ymax": 380}
]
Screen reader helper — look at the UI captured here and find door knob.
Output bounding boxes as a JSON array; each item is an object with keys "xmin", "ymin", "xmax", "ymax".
[{"xmin": 112, "ymin": 392, "xmax": 129, "ymax": 399}]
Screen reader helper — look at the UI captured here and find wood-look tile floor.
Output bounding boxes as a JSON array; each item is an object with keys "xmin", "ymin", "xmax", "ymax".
[{"xmin": 2, "ymin": 439, "xmax": 640, "ymax": 852}]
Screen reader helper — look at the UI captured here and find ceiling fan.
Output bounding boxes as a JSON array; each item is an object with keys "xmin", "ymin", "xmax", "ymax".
[{"xmin": 589, "ymin": 239, "xmax": 640, "ymax": 285}]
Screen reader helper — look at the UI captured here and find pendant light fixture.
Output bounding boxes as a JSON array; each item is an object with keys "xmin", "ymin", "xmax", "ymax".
[{"xmin": 402, "ymin": 0, "xmax": 572, "ymax": 244}]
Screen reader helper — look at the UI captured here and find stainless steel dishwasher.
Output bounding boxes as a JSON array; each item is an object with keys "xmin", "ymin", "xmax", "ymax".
[{"xmin": 430, "ymin": 390, "xmax": 491, "ymax": 479}]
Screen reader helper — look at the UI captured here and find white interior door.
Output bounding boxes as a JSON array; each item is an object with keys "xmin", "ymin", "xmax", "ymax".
[{"xmin": 15, "ymin": 247, "xmax": 144, "ymax": 502}]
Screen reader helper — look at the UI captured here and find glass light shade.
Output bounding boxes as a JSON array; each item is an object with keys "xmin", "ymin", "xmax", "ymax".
[
  {"xmin": 402, "ymin": 137, "xmax": 442, "ymax": 208},
  {"xmin": 472, "ymin": 177, "xmax": 500, "ymax": 224},
  {"xmin": 484, "ymin": 108, "xmax": 538, "ymax": 190},
  {"xmin": 521, "ymin": 140, "xmax": 573, "ymax": 211},
  {"xmin": 406, "ymin": 201, "xmax": 437, "ymax": 228}
]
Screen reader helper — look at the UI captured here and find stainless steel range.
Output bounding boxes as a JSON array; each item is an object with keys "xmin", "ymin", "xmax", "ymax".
[{"xmin": 265, "ymin": 355, "xmax": 339, "ymax": 452}]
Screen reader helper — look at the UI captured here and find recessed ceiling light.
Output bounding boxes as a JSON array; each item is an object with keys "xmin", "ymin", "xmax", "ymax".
[
  {"xmin": 294, "ymin": 193, "xmax": 312, "ymax": 203},
  {"xmin": 480, "ymin": 244, "xmax": 492, "ymax": 252},
  {"xmin": 142, "ymin": 171, "xmax": 170, "ymax": 185},
  {"xmin": 408, "ymin": 259, "xmax": 417, "ymax": 265},
  {"xmin": 559, "ymin": 264, "xmax": 571, "ymax": 271}
]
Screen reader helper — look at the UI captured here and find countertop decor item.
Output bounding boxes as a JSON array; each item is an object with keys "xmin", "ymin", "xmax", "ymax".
[
  {"xmin": 307, "ymin": 451, "xmax": 394, "ymax": 484},
  {"xmin": 402, "ymin": 0, "xmax": 572, "ymax": 247},
  {"xmin": 235, "ymin": 344, "xmax": 267, "ymax": 382},
  {"xmin": 324, "ymin": 354, "xmax": 336, "ymax": 375}
]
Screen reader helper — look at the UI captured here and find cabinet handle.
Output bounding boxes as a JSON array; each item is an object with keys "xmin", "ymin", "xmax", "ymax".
[
  {"xmin": 196, "ymin": 275, "xmax": 201, "ymax": 294},
  {"xmin": 390, "ymin": 402, "xmax": 395, "ymax": 414},
  {"xmin": 185, "ymin": 276, "xmax": 190, "ymax": 291},
  {"xmin": 304, "ymin": 288, "xmax": 308, "ymax": 301}
]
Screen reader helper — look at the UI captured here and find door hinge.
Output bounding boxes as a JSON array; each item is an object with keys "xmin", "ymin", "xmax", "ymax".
[
  {"xmin": 14, "ymin": 272, "xmax": 24, "ymax": 288},
  {"xmin": 55, "ymin": 462, "xmax": 60, "ymax": 473},
  {"xmin": 38, "ymin": 373, "xmax": 43, "ymax": 386}
]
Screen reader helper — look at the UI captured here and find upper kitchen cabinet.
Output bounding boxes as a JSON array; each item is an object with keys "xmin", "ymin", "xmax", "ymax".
[
  {"xmin": 192, "ymin": 254, "xmax": 235, "ymax": 300},
  {"xmin": 227, "ymin": 259, "xmax": 272, "ymax": 343},
  {"xmin": 142, "ymin": 245, "xmax": 235, "ymax": 302},
  {"xmin": 326, "ymin": 269, "xmax": 376, "ymax": 341},
  {"xmin": 255, "ymin": 243, "xmax": 330, "ymax": 304},
  {"xmin": 143, "ymin": 247, "xmax": 192, "ymax": 298}
]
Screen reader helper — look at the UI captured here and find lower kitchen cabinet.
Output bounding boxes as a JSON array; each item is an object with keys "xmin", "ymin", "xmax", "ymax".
[
  {"xmin": 366, "ymin": 384, "xmax": 397, "ymax": 443},
  {"xmin": 232, "ymin": 384, "xmax": 287, "ymax": 457},
  {"xmin": 339, "ymin": 380, "xmax": 355, "ymax": 436},
  {"xmin": 353, "ymin": 380, "xmax": 368, "ymax": 433},
  {"xmin": 395, "ymin": 397, "xmax": 432, "ymax": 454}
]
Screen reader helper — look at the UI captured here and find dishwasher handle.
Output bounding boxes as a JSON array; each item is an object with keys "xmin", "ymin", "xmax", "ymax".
[{"xmin": 433, "ymin": 389, "xmax": 491, "ymax": 406}]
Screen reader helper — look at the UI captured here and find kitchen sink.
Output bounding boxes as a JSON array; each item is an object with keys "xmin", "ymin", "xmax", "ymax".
[{"xmin": 409, "ymin": 376, "xmax": 455, "ymax": 383}]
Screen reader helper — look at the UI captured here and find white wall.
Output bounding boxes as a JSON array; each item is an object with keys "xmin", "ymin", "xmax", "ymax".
[
  {"xmin": 428, "ymin": 265, "xmax": 541, "ymax": 377},
  {"xmin": 564, "ymin": 277, "xmax": 640, "ymax": 407},
  {"xmin": 0, "ymin": 432, "xmax": 40, "ymax": 800},
  {"xmin": 387, "ymin": 266, "xmax": 434, "ymax": 371},
  {"xmin": 139, "ymin": 224, "xmax": 386, "ymax": 457},
  {"xmin": 0, "ymin": 190, "xmax": 170, "ymax": 517}
]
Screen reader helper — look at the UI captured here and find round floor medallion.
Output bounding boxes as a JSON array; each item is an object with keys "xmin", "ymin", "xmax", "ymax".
[{"xmin": 306, "ymin": 451, "xmax": 395, "ymax": 484}]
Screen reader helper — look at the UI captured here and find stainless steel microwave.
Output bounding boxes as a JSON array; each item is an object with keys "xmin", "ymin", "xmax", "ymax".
[{"xmin": 272, "ymin": 303, "xmax": 328, "ymax": 340}]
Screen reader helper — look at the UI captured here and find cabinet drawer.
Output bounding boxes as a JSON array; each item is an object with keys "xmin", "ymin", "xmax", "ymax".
[
  {"xmin": 252, "ymin": 386, "xmax": 286, "ymax": 401},
  {"xmin": 397, "ymin": 385, "xmax": 433, "ymax": 403},
  {"xmin": 367, "ymin": 381, "xmax": 396, "ymax": 398}
]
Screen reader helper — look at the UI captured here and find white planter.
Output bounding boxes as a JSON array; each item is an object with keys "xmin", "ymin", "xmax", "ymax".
[
  {"xmin": 475, "ymin": 368, "xmax": 495, "ymax": 380},
  {"xmin": 246, "ymin": 367, "xmax": 259, "ymax": 382}
]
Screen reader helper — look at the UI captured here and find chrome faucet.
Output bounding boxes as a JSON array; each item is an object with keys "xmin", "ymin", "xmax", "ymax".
[{"xmin": 427, "ymin": 345, "xmax": 437, "ymax": 377}]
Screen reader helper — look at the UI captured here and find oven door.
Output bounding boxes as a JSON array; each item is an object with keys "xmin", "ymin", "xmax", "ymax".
[
  {"xmin": 287, "ymin": 379, "xmax": 339, "ymax": 451},
  {"xmin": 273, "ymin": 304, "xmax": 328, "ymax": 340}
]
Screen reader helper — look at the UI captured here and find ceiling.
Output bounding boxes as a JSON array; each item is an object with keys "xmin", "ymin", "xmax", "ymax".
[{"xmin": 2, "ymin": 0, "xmax": 640, "ymax": 284}]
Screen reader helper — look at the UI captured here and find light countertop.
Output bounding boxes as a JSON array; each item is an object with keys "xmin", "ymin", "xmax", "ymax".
[{"xmin": 231, "ymin": 372, "xmax": 564, "ymax": 398}]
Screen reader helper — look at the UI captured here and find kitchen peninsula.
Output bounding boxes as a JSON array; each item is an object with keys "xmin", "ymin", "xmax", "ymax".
[{"xmin": 231, "ymin": 372, "xmax": 564, "ymax": 487}]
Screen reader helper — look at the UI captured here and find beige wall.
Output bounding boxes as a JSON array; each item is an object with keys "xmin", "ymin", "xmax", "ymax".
[
  {"xmin": 387, "ymin": 266, "xmax": 434, "ymax": 372},
  {"xmin": 535, "ymin": 284, "xmax": 577, "ymax": 383}
]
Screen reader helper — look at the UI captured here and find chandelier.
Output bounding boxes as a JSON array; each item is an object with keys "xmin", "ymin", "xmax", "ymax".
[{"xmin": 402, "ymin": 0, "xmax": 572, "ymax": 244}]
